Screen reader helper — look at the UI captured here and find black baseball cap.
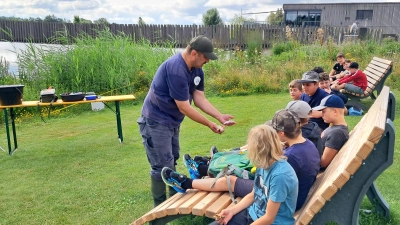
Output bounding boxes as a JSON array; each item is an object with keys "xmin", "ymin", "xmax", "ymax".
[
  {"xmin": 189, "ymin": 35, "xmax": 218, "ymax": 60},
  {"xmin": 348, "ymin": 62, "xmax": 359, "ymax": 69}
]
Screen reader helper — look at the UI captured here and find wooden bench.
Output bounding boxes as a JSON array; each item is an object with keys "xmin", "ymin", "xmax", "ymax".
[
  {"xmin": 295, "ymin": 86, "xmax": 395, "ymax": 224},
  {"xmin": 342, "ymin": 57, "xmax": 393, "ymax": 111},
  {"xmin": 131, "ymin": 86, "xmax": 395, "ymax": 225}
]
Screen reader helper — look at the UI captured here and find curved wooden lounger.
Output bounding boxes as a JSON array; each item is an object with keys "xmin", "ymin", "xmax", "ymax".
[
  {"xmin": 343, "ymin": 57, "xmax": 393, "ymax": 110},
  {"xmin": 131, "ymin": 189, "xmax": 242, "ymax": 225}
]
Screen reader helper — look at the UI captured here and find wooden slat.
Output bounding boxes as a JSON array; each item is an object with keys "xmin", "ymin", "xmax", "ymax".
[
  {"xmin": 373, "ymin": 57, "xmax": 393, "ymax": 66},
  {"xmin": 364, "ymin": 69, "xmax": 383, "ymax": 83},
  {"xmin": 131, "ymin": 193, "xmax": 183, "ymax": 225},
  {"xmin": 166, "ymin": 189, "xmax": 199, "ymax": 215},
  {"xmin": 370, "ymin": 59, "xmax": 391, "ymax": 70},
  {"xmin": 192, "ymin": 192, "xmax": 224, "ymax": 216},
  {"xmin": 205, "ymin": 193, "xmax": 233, "ymax": 218},
  {"xmin": 154, "ymin": 193, "xmax": 186, "ymax": 218},
  {"xmin": 178, "ymin": 191, "xmax": 209, "ymax": 214},
  {"xmin": 367, "ymin": 63, "xmax": 388, "ymax": 74}
]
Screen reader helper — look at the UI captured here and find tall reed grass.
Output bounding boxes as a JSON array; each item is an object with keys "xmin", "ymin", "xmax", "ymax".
[{"xmin": 15, "ymin": 29, "xmax": 175, "ymax": 100}]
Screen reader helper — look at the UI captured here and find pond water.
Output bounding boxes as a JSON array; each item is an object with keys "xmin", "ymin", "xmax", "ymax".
[
  {"xmin": 0, "ymin": 41, "xmax": 21, "ymax": 74},
  {"xmin": 0, "ymin": 41, "xmax": 63, "ymax": 75},
  {"xmin": 0, "ymin": 42, "xmax": 271, "ymax": 75}
]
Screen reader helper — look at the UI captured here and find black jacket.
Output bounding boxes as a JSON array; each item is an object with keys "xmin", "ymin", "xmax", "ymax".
[{"xmin": 302, "ymin": 122, "xmax": 323, "ymax": 157}]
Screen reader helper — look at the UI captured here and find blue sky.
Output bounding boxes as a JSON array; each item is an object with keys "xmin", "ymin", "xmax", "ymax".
[{"xmin": 1, "ymin": 0, "xmax": 399, "ymax": 25}]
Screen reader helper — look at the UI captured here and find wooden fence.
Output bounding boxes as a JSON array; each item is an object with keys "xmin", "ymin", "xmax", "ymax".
[{"xmin": 0, "ymin": 21, "xmax": 384, "ymax": 48}]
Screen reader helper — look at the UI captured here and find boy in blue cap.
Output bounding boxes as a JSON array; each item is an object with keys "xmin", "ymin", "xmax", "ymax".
[{"xmin": 313, "ymin": 95, "xmax": 349, "ymax": 169}]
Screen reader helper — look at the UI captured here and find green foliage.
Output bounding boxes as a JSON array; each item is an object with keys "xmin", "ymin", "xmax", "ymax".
[
  {"xmin": 16, "ymin": 29, "xmax": 174, "ymax": 100},
  {"xmin": 72, "ymin": 15, "xmax": 92, "ymax": 24},
  {"xmin": 244, "ymin": 30, "xmax": 263, "ymax": 64},
  {"xmin": 230, "ymin": 14, "xmax": 256, "ymax": 25},
  {"xmin": 43, "ymin": 14, "xmax": 68, "ymax": 23},
  {"xmin": 0, "ymin": 15, "xmax": 69, "ymax": 23},
  {"xmin": 202, "ymin": 8, "xmax": 224, "ymax": 26},
  {"xmin": 93, "ymin": 18, "xmax": 110, "ymax": 26},
  {"xmin": 267, "ymin": 8, "xmax": 284, "ymax": 25},
  {"xmin": 272, "ymin": 41, "xmax": 299, "ymax": 55},
  {"xmin": 138, "ymin": 17, "xmax": 146, "ymax": 26}
]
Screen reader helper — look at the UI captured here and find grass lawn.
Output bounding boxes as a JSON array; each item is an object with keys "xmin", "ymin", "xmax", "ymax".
[{"xmin": 0, "ymin": 90, "xmax": 399, "ymax": 225}]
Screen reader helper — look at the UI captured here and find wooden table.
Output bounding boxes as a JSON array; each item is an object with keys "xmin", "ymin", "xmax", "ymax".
[{"xmin": 0, "ymin": 95, "xmax": 135, "ymax": 155}]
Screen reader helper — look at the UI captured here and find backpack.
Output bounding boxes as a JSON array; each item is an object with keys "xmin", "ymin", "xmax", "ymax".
[{"xmin": 208, "ymin": 150, "xmax": 255, "ymax": 203}]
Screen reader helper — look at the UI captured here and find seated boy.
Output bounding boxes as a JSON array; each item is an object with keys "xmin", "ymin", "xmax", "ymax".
[
  {"xmin": 161, "ymin": 110, "xmax": 320, "ymax": 210},
  {"xmin": 312, "ymin": 95, "xmax": 349, "ymax": 169},
  {"xmin": 329, "ymin": 53, "xmax": 346, "ymax": 81},
  {"xmin": 319, "ymin": 72, "xmax": 348, "ymax": 115},
  {"xmin": 331, "ymin": 62, "xmax": 367, "ymax": 95},
  {"xmin": 334, "ymin": 59, "xmax": 351, "ymax": 80},
  {"xmin": 289, "ymin": 79, "xmax": 303, "ymax": 100}
]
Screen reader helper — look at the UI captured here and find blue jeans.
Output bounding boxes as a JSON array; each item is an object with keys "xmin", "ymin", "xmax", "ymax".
[
  {"xmin": 344, "ymin": 83, "xmax": 364, "ymax": 94},
  {"xmin": 137, "ymin": 116, "xmax": 180, "ymax": 180}
]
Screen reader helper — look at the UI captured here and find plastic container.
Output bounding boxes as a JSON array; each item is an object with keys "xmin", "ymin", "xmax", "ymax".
[
  {"xmin": 60, "ymin": 92, "xmax": 85, "ymax": 102},
  {"xmin": 85, "ymin": 95, "xmax": 97, "ymax": 100},
  {"xmin": 0, "ymin": 85, "xmax": 24, "ymax": 106}
]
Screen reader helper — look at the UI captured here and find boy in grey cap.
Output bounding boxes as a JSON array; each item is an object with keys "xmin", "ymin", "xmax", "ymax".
[
  {"xmin": 299, "ymin": 71, "xmax": 330, "ymax": 130},
  {"xmin": 285, "ymin": 100, "xmax": 323, "ymax": 155}
]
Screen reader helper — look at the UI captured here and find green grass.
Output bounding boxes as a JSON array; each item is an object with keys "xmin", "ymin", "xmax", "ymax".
[{"xmin": 0, "ymin": 91, "xmax": 399, "ymax": 224}]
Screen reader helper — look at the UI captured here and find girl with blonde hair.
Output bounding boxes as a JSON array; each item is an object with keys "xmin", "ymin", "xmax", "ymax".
[{"xmin": 212, "ymin": 124, "xmax": 298, "ymax": 225}]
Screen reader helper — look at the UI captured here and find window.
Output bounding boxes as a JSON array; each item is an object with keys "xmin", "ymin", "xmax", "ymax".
[
  {"xmin": 356, "ymin": 10, "xmax": 373, "ymax": 20},
  {"xmin": 285, "ymin": 10, "xmax": 322, "ymax": 26}
]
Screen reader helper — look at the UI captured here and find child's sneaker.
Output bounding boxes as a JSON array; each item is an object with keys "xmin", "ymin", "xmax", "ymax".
[
  {"xmin": 161, "ymin": 167, "xmax": 187, "ymax": 193},
  {"xmin": 210, "ymin": 146, "xmax": 218, "ymax": 157},
  {"xmin": 183, "ymin": 154, "xmax": 202, "ymax": 179}
]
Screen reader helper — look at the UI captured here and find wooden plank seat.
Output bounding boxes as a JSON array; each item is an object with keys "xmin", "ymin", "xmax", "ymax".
[
  {"xmin": 342, "ymin": 57, "xmax": 393, "ymax": 110},
  {"xmin": 295, "ymin": 86, "xmax": 395, "ymax": 225},
  {"xmin": 131, "ymin": 189, "xmax": 242, "ymax": 225},
  {"xmin": 131, "ymin": 86, "xmax": 396, "ymax": 225}
]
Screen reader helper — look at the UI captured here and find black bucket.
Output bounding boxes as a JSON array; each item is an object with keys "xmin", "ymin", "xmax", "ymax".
[{"xmin": 0, "ymin": 85, "xmax": 24, "ymax": 106}]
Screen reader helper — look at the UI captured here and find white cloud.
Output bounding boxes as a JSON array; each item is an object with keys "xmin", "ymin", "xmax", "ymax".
[{"xmin": 1, "ymin": 0, "xmax": 400, "ymax": 25}]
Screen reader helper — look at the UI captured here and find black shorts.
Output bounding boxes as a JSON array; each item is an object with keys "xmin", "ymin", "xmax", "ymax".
[{"xmin": 234, "ymin": 178, "xmax": 254, "ymax": 197}]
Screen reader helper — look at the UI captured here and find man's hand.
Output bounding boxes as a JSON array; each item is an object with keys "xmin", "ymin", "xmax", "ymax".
[
  {"xmin": 209, "ymin": 122, "xmax": 225, "ymax": 134},
  {"xmin": 217, "ymin": 114, "xmax": 235, "ymax": 125}
]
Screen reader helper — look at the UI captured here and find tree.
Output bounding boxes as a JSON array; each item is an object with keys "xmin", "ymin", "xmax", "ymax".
[
  {"xmin": 43, "ymin": 14, "xmax": 65, "ymax": 23},
  {"xmin": 73, "ymin": 16, "xmax": 92, "ymax": 24},
  {"xmin": 267, "ymin": 8, "xmax": 284, "ymax": 25},
  {"xmin": 230, "ymin": 14, "xmax": 256, "ymax": 25},
  {"xmin": 94, "ymin": 18, "xmax": 110, "ymax": 26},
  {"xmin": 73, "ymin": 15, "xmax": 81, "ymax": 24},
  {"xmin": 138, "ymin": 17, "xmax": 146, "ymax": 26},
  {"xmin": 202, "ymin": 8, "xmax": 224, "ymax": 26}
]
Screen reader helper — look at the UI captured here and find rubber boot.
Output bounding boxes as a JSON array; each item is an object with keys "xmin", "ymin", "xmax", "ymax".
[{"xmin": 151, "ymin": 176, "xmax": 166, "ymax": 207}]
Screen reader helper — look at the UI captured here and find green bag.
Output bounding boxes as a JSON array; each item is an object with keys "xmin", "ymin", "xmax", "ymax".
[{"xmin": 207, "ymin": 150, "xmax": 255, "ymax": 180}]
